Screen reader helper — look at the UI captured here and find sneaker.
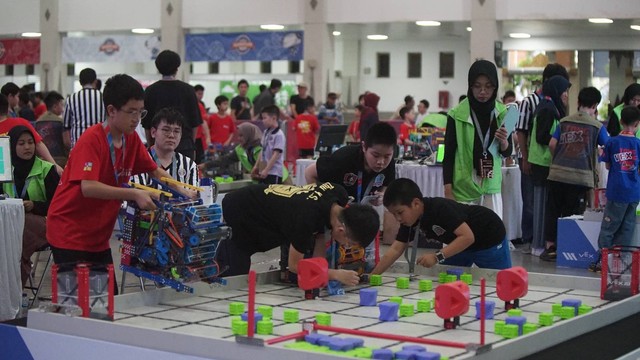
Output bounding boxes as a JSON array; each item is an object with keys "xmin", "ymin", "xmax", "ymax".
[
  {"xmin": 588, "ymin": 262, "xmax": 601, "ymax": 273},
  {"xmin": 520, "ymin": 243, "xmax": 532, "ymax": 254},
  {"xmin": 539, "ymin": 246, "xmax": 557, "ymax": 262}
]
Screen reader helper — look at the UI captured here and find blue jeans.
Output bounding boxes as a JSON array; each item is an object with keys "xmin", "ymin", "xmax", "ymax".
[
  {"xmin": 598, "ymin": 200, "xmax": 639, "ymax": 250},
  {"xmin": 443, "ymin": 238, "xmax": 512, "ymax": 269}
]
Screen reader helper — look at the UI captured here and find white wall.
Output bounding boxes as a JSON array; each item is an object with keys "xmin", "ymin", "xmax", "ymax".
[
  {"xmin": 326, "ymin": 0, "xmax": 470, "ymax": 23},
  {"xmin": 58, "ymin": 0, "xmax": 160, "ymax": 32},
  {"xmin": 182, "ymin": 0, "xmax": 304, "ymax": 28},
  {"xmin": 0, "ymin": 0, "xmax": 39, "ymax": 35},
  {"xmin": 495, "ymin": 0, "xmax": 640, "ymax": 20},
  {"xmin": 505, "ymin": 37, "xmax": 640, "ymax": 52}
]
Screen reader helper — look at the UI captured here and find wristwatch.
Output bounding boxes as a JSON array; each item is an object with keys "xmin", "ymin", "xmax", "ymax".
[{"xmin": 435, "ymin": 251, "xmax": 446, "ymax": 264}]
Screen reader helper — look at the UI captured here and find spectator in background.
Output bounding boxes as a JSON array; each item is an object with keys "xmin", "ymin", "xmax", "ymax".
[
  {"xmin": 18, "ymin": 91, "xmax": 35, "ymax": 123},
  {"xmin": 318, "ymin": 92, "xmax": 343, "ymax": 125},
  {"xmin": 36, "ymin": 91, "xmax": 70, "ymax": 167},
  {"xmin": 193, "ymin": 84, "xmax": 211, "ymax": 164},
  {"xmin": 253, "ymin": 79, "xmax": 282, "ymax": 117},
  {"xmin": 1, "ymin": 82, "xmax": 20, "ymax": 117},
  {"xmin": 289, "ymin": 82, "xmax": 314, "ymax": 118},
  {"xmin": 358, "ymin": 93, "xmax": 366, "ymax": 106},
  {"xmin": 502, "ymin": 90, "xmax": 516, "ymax": 105},
  {"xmin": 207, "ymin": 95, "xmax": 236, "ymax": 148},
  {"xmin": 32, "ymin": 91, "xmax": 47, "ymax": 120},
  {"xmin": 398, "ymin": 106, "xmax": 417, "ymax": 147},
  {"xmin": 416, "ymin": 99, "xmax": 429, "ymax": 124},
  {"xmin": 253, "ymin": 105, "xmax": 285, "ymax": 184},
  {"xmin": 346, "ymin": 105, "xmax": 364, "ymax": 143},
  {"xmin": 606, "ymin": 83, "xmax": 640, "ymax": 137},
  {"xmin": 231, "ymin": 79, "xmax": 252, "ymax": 121},
  {"xmin": 392, "ymin": 95, "xmax": 415, "ymax": 120},
  {"xmin": 294, "ymin": 102, "xmax": 320, "ymax": 159},
  {"xmin": 359, "ymin": 92, "xmax": 380, "ymax": 141},
  {"xmin": 63, "ymin": 68, "xmax": 105, "ymax": 147}
]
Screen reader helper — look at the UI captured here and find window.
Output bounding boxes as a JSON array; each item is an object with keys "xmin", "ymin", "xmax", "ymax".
[
  {"xmin": 289, "ymin": 61, "xmax": 300, "ymax": 74},
  {"xmin": 408, "ymin": 52, "xmax": 422, "ymax": 78},
  {"xmin": 377, "ymin": 53, "xmax": 390, "ymax": 78},
  {"xmin": 5, "ymin": 65, "xmax": 13, "ymax": 76},
  {"xmin": 260, "ymin": 61, "xmax": 272, "ymax": 74},
  {"xmin": 208, "ymin": 62, "xmax": 219, "ymax": 74},
  {"xmin": 439, "ymin": 52, "xmax": 454, "ymax": 78},
  {"xmin": 26, "ymin": 64, "xmax": 35, "ymax": 75}
]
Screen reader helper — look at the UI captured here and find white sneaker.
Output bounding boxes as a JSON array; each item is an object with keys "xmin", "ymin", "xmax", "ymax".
[
  {"xmin": 521, "ymin": 243, "xmax": 532, "ymax": 254},
  {"xmin": 531, "ymin": 247, "xmax": 545, "ymax": 257}
]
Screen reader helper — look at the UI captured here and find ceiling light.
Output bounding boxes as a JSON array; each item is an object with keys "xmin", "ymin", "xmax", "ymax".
[
  {"xmin": 588, "ymin": 18, "xmax": 613, "ymax": 24},
  {"xmin": 415, "ymin": 21, "xmax": 441, "ymax": 27},
  {"xmin": 131, "ymin": 28, "xmax": 154, "ymax": 34},
  {"xmin": 367, "ymin": 34, "xmax": 388, "ymax": 40},
  {"xmin": 260, "ymin": 24, "xmax": 284, "ymax": 30},
  {"xmin": 466, "ymin": 27, "xmax": 472, "ymax": 32},
  {"xmin": 509, "ymin": 33, "xmax": 531, "ymax": 39},
  {"xmin": 332, "ymin": 31, "xmax": 341, "ymax": 36},
  {"xmin": 21, "ymin": 32, "xmax": 41, "ymax": 38},
  {"xmin": 631, "ymin": 25, "xmax": 640, "ymax": 31}
]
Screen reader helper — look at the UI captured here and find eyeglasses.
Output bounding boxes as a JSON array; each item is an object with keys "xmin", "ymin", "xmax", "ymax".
[
  {"xmin": 471, "ymin": 84, "xmax": 496, "ymax": 93},
  {"xmin": 158, "ymin": 127, "xmax": 182, "ymax": 137},
  {"xmin": 119, "ymin": 108, "xmax": 148, "ymax": 119}
]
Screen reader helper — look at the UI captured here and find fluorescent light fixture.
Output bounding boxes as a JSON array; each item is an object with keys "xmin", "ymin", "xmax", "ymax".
[
  {"xmin": 588, "ymin": 18, "xmax": 613, "ymax": 24},
  {"xmin": 332, "ymin": 31, "xmax": 341, "ymax": 36},
  {"xmin": 367, "ymin": 34, "xmax": 388, "ymax": 40},
  {"xmin": 260, "ymin": 24, "xmax": 284, "ymax": 30},
  {"xmin": 631, "ymin": 25, "xmax": 640, "ymax": 31},
  {"xmin": 509, "ymin": 32, "xmax": 531, "ymax": 39},
  {"xmin": 415, "ymin": 21, "xmax": 441, "ymax": 27},
  {"xmin": 466, "ymin": 27, "xmax": 472, "ymax": 32},
  {"xmin": 21, "ymin": 32, "xmax": 41, "ymax": 38},
  {"xmin": 131, "ymin": 28, "xmax": 154, "ymax": 34}
]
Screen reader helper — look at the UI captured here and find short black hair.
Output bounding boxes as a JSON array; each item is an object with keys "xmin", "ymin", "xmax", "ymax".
[
  {"xmin": 383, "ymin": 178, "xmax": 423, "ymax": 207},
  {"xmin": 404, "ymin": 95, "xmax": 414, "ymax": 105},
  {"xmin": 261, "ymin": 104, "xmax": 280, "ymax": 119},
  {"xmin": 399, "ymin": 106, "xmax": 412, "ymax": 120},
  {"xmin": 155, "ymin": 50, "xmax": 181, "ymax": 76},
  {"xmin": 419, "ymin": 99, "xmax": 429, "ymax": 108},
  {"xmin": 95, "ymin": 79, "xmax": 102, "ymax": 91},
  {"xmin": 215, "ymin": 95, "xmax": 229, "ymax": 106},
  {"xmin": 18, "ymin": 92, "xmax": 30, "ymax": 105},
  {"xmin": 621, "ymin": 105, "xmax": 640, "ymax": 126},
  {"xmin": 355, "ymin": 105, "xmax": 365, "ymax": 112},
  {"xmin": 258, "ymin": 84, "xmax": 267, "ymax": 92},
  {"xmin": 364, "ymin": 122, "xmax": 397, "ymax": 148},
  {"xmin": 0, "ymin": 94, "xmax": 8, "ymax": 115},
  {"xmin": 1, "ymin": 82, "xmax": 19, "ymax": 97},
  {"xmin": 269, "ymin": 79, "xmax": 282, "ymax": 90},
  {"xmin": 194, "ymin": 84, "xmax": 204, "ymax": 92},
  {"xmin": 502, "ymin": 90, "xmax": 516, "ymax": 101},
  {"xmin": 327, "ymin": 92, "xmax": 337, "ymax": 100},
  {"xmin": 33, "ymin": 91, "xmax": 44, "ymax": 100},
  {"xmin": 103, "ymin": 74, "xmax": 144, "ymax": 110},
  {"xmin": 339, "ymin": 204, "xmax": 380, "ymax": 248},
  {"xmin": 151, "ymin": 107, "xmax": 185, "ymax": 129},
  {"xmin": 237, "ymin": 79, "xmax": 249, "ymax": 88},
  {"xmin": 577, "ymin": 87, "xmax": 601, "ymax": 109},
  {"xmin": 44, "ymin": 91, "xmax": 64, "ymax": 110},
  {"xmin": 79, "ymin": 68, "xmax": 97, "ymax": 85},
  {"xmin": 542, "ymin": 63, "xmax": 569, "ymax": 82}
]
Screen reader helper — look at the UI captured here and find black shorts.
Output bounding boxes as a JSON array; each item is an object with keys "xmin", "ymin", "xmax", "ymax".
[{"xmin": 299, "ymin": 149, "xmax": 315, "ymax": 158}]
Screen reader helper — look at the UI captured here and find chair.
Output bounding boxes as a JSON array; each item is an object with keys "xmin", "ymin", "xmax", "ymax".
[{"xmin": 24, "ymin": 245, "xmax": 53, "ymax": 308}]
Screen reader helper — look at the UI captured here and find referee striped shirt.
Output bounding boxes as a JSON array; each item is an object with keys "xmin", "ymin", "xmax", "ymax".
[
  {"xmin": 132, "ymin": 151, "xmax": 200, "ymax": 188},
  {"xmin": 63, "ymin": 87, "xmax": 105, "ymax": 147},
  {"xmin": 515, "ymin": 91, "xmax": 542, "ymax": 133}
]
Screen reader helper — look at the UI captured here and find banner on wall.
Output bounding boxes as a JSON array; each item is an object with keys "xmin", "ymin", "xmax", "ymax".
[
  {"xmin": 185, "ymin": 31, "xmax": 303, "ymax": 62},
  {"xmin": 0, "ymin": 39, "xmax": 40, "ymax": 65},
  {"xmin": 61, "ymin": 35, "xmax": 161, "ymax": 63}
]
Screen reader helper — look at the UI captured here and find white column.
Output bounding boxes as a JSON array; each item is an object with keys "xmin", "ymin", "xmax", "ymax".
[
  {"xmin": 469, "ymin": 0, "xmax": 500, "ymax": 65},
  {"xmin": 39, "ymin": 0, "xmax": 62, "ymax": 92},
  {"xmin": 160, "ymin": 0, "xmax": 187, "ymax": 81},
  {"xmin": 303, "ymin": 0, "xmax": 334, "ymax": 101},
  {"xmin": 609, "ymin": 51, "xmax": 634, "ymax": 103}
]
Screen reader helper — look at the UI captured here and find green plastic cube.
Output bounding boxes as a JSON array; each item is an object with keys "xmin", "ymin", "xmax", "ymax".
[
  {"xmin": 232, "ymin": 320, "xmax": 248, "ymax": 335},
  {"xmin": 396, "ymin": 277, "xmax": 410, "ymax": 289},
  {"xmin": 578, "ymin": 305, "xmax": 592, "ymax": 315},
  {"xmin": 538, "ymin": 313, "xmax": 554, "ymax": 326},
  {"xmin": 369, "ymin": 274, "xmax": 383, "ymax": 286},
  {"xmin": 257, "ymin": 320, "xmax": 273, "ymax": 335},
  {"xmin": 230, "ymin": 316, "xmax": 242, "ymax": 327},
  {"xmin": 551, "ymin": 303, "xmax": 562, "ymax": 317},
  {"xmin": 351, "ymin": 347, "xmax": 374, "ymax": 358},
  {"xmin": 284, "ymin": 309, "xmax": 299, "ymax": 323},
  {"xmin": 315, "ymin": 312, "xmax": 332, "ymax": 326},
  {"xmin": 561, "ymin": 306, "xmax": 575, "ymax": 319},
  {"xmin": 494, "ymin": 320, "xmax": 505, "ymax": 335},
  {"xmin": 507, "ymin": 309, "xmax": 522, "ymax": 317},
  {"xmin": 229, "ymin": 302, "xmax": 245, "ymax": 316},
  {"xmin": 445, "ymin": 274, "xmax": 457, "ymax": 283},
  {"xmin": 418, "ymin": 279, "xmax": 433, "ymax": 292},
  {"xmin": 523, "ymin": 323, "xmax": 538, "ymax": 335},
  {"xmin": 502, "ymin": 324, "xmax": 519, "ymax": 339},
  {"xmin": 417, "ymin": 299, "xmax": 433, "ymax": 312},
  {"xmin": 438, "ymin": 272, "xmax": 447, "ymax": 283},
  {"xmin": 460, "ymin": 273, "xmax": 473, "ymax": 285},
  {"xmin": 389, "ymin": 296, "xmax": 403, "ymax": 305},
  {"xmin": 257, "ymin": 305, "xmax": 273, "ymax": 319},
  {"xmin": 399, "ymin": 303, "xmax": 415, "ymax": 317}
]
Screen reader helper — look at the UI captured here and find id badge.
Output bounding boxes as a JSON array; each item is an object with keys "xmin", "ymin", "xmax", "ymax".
[{"xmin": 478, "ymin": 155, "xmax": 494, "ymax": 178}]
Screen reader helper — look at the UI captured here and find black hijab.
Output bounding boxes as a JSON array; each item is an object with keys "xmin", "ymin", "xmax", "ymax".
[
  {"xmin": 9, "ymin": 125, "xmax": 36, "ymax": 197},
  {"xmin": 540, "ymin": 75, "xmax": 571, "ymax": 119},
  {"xmin": 622, "ymin": 83, "xmax": 640, "ymax": 105},
  {"xmin": 467, "ymin": 60, "xmax": 499, "ymax": 119}
]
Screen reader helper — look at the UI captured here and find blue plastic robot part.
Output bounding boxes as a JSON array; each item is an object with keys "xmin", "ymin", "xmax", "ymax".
[
  {"xmin": 378, "ymin": 301, "xmax": 399, "ymax": 322},
  {"xmin": 475, "ymin": 300, "xmax": 496, "ymax": 320},
  {"xmin": 372, "ymin": 349, "xmax": 394, "ymax": 359},
  {"xmin": 359, "ymin": 288, "xmax": 378, "ymax": 306}
]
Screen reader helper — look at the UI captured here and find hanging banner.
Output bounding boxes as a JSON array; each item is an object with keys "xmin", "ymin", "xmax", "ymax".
[
  {"xmin": 0, "ymin": 39, "xmax": 40, "ymax": 65},
  {"xmin": 185, "ymin": 31, "xmax": 303, "ymax": 62},
  {"xmin": 61, "ymin": 35, "xmax": 161, "ymax": 63}
]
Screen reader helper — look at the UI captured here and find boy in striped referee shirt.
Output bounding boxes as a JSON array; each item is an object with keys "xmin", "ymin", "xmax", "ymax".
[{"xmin": 132, "ymin": 108, "xmax": 199, "ymax": 188}]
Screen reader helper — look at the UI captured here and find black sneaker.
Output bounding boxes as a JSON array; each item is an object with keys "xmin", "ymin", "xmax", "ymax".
[
  {"xmin": 540, "ymin": 246, "xmax": 557, "ymax": 262},
  {"xmin": 588, "ymin": 262, "xmax": 601, "ymax": 273}
]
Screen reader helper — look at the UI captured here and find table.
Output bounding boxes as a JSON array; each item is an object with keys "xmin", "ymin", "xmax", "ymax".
[
  {"xmin": 295, "ymin": 159, "xmax": 316, "ymax": 186},
  {"xmin": 395, "ymin": 162, "xmax": 444, "ymax": 197},
  {"xmin": 0, "ymin": 198, "xmax": 25, "ymax": 321},
  {"xmin": 501, "ymin": 166, "xmax": 522, "ymax": 241}
]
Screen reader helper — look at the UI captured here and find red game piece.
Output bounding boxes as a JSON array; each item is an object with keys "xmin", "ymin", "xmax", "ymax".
[
  {"xmin": 496, "ymin": 266, "xmax": 529, "ymax": 310},
  {"xmin": 297, "ymin": 258, "xmax": 329, "ymax": 291},
  {"xmin": 435, "ymin": 280, "xmax": 470, "ymax": 329}
]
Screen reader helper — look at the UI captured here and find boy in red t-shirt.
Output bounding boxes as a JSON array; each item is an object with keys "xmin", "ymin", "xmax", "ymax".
[
  {"xmin": 398, "ymin": 106, "xmax": 416, "ymax": 146},
  {"xmin": 347, "ymin": 105, "xmax": 364, "ymax": 143},
  {"xmin": 46, "ymin": 74, "xmax": 195, "ymax": 284},
  {"xmin": 294, "ymin": 102, "xmax": 320, "ymax": 158},
  {"xmin": 207, "ymin": 95, "xmax": 236, "ymax": 147}
]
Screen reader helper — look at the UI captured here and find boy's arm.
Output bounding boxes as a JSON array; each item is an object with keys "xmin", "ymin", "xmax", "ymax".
[
  {"xmin": 259, "ymin": 149, "xmax": 281, "ymax": 178},
  {"xmin": 81, "ymin": 180, "xmax": 157, "ymax": 209},
  {"xmin": 416, "ymin": 222, "xmax": 475, "ymax": 268},
  {"xmin": 370, "ymin": 240, "xmax": 408, "ymax": 275},
  {"xmin": 36, "ymin": 142, "xmax": 63, "ymax": 175},
  {"xmin": 549, "ymin": 137, "xmax": 558, "ymax": 154},
  {"xmin": 224, "ymin": 132, "xmax": 234, "ymax": 146},
  {"xmin": 201, "ymin": 121, "xmax": 211, "ymax": 148},
  {"xmin": 304, "ymin": 163, "xmax": 319, "ymax": 185}
]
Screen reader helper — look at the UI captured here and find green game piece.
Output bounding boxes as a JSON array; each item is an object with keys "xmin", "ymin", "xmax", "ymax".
[
  {"xmin": 396, "ymin": 277, "xmax": 410, "ymax": 289},
  {"xmin": 315, "ymin": 313, "xmax": 332, "ymax": 326},
  {"xmin": 399, "ymin": 303, "xmax": 415, "ymax": 317},
  {"xmin": 578, "ymin": 305, "xmax": 592, "ymax": 315},
  {"xmin": 232, "ymin": 320, "xmax": 248, "ymax": 335},
  {"xmin": 502, "ymin": 324, "xmax": 519, "ymax": 339},
  {"xmin": 256, "ymin": 320, "xmax": 273, "ymax": 335},
  {"xmin": 538, "ymin": 313, "xmax": 554, "ymax": 326},
  {"xmin": 561, "ymin": 306, "xmax": 575, "ymax": 319},
  {"xmin": 438, "ymin": 272, "xmax": 447, "ymax": 283},
  {"xmin": 229, "ymin": 302, "xmax": 245, "ymax": 316},
  {"xmin": 284, "ymin": 309, "xmax": 299, "ymax": 323},
  {"xmin": 418, "ymin": 279, "xmax": 433, "ymax": 292},
  {"xmin": 351, "ymin": 347, "xmax": 374, "ymax": 358},
  {"xmin": 417, "ymin": 299, "xmax": 433, "ymax": 312},
  {"xmin": 523, "ymin": 323, "xmax": 538, "ymax": 335},
  {"xmin": 494, "ymin": 320, "xmax": 505, "ymax": 335},
  {"xmin": 551, "ymin": 303, "xmax": 562, "ymax": 317},
  {"xmin": 257, "ymin": 305, "xmax": 273, "ymax": 319},
  {"xmin": 445, "ymin": 274, "xmax": 457, "ymax": 283},
  {"xmin": 460, "ymin": 273, "xmax": 473, "ymax": 285},
  {"xmin": 230, "ymin": 316, "xmax": 242, "ymax": 327},
  {"xmin": 389, "ymin": 296, "xmax": 403, "ymax": 305},
  {"xmin": 507, "ymin": 309, "xmax": 522, "ymax": 317},
  {"xmin": 370, "ymin": 274, "xmax": 383, "ymax": 286}
]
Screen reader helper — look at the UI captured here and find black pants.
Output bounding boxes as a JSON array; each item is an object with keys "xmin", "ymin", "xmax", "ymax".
[
  {"xmin": 50, "ymin": 246, "xmax": 118, "ymax": 295},
  {"xmin": 194, "ymin": 138, "xmax": 205, "ymax": 164},
  {"xmin": 545, "ymin": 181, "xmax": 588, "ymax": 245},
  {"xmin": 260, "ymin": 175, "xmax": 282, "ymax": 185},
  {"xmin": 216, "ymin": 237, "xmax": 253, "ymax": 277}
]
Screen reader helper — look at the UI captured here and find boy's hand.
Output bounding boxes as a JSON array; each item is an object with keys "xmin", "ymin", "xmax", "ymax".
[
  {"xmin": 134, "ymin": 190, "xmax": 158, "ymax": 210},
  {"xmin": 334, "ymin": 269, "xmax": 360, "ymax": 286},
  {"xmin": 23, "ymin": 200, "xmax": 34, "ymax": 212},
  {"xmin": 259, "ymin": 169, "xmax": 269, "ymax": 179},
  {"xmin": 417, "ymin": 253, "xmax": 438, "ymax": 268},
  {"xmin": 495, "ymin": 126, "xmax": 509, "ymax": 150}
]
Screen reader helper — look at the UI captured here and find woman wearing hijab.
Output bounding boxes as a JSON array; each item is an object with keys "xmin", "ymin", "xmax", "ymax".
[
  {"xmin": 1, "ymin": 126, "xmax": 59, "ymax": 286},
  {"xmin": 443, "ymin": 60, "xmax": 512, "ymax": 218},
  {"xmin": 359, "ymin": 92, "xmax": 380, "ymax": 141},
  {"xmin": 606, "ymin": 83, "xmax": 640, "ymax": 136},
  {"xmin": 527, "ymin": 75, "xmax": 571, "ymax": 260}
]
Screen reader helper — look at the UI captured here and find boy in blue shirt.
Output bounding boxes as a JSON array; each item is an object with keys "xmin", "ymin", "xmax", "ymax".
[{"xmin": 592, "ymin": 106, "xmax": 640, "ymax": 272}]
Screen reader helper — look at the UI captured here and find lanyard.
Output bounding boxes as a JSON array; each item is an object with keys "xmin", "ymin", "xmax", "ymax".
[
  {"xmin": 470, "ymin": 109, "xmax": 497, "ymax": 156},
  {"xmin": 13, "ymin": 177, "xmax": 32, "ymax": 199},
  {"xmin": 151, "ymin": 148, "xmax": 177, "ymax": 180},
  {"xmin": 103, "ymin": 123, "xmax": 125, "ymax": 184},
  {"xmin": 356, "ymin": 171, "xmax": 378, "ymax": 204}
]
